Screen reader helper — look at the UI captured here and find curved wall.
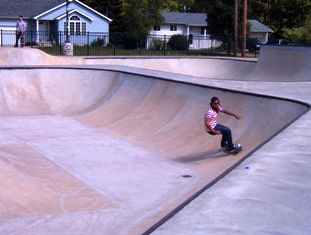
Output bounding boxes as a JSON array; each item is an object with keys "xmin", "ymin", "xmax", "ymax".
[{"xmin": 0, "ymin": 68, "xmax": 307, "ymax": 158}]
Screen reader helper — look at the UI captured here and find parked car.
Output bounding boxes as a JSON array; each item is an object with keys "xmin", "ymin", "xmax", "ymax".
[{"xmin": 246, "ymin": 38, "xmax": 262, "ymax": 51}]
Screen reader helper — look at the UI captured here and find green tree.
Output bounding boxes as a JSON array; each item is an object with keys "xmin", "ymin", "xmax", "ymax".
[
  {"xmin": 80, "ymin": 0, "xmax": 125, "ymax": 33},
  {"xmin": 248, "ymin": 0, "xmax": 311, "ymax": 39},
  {"xmin": 283, "ymin": 17, "xmax": 311, "ymax": 43},
  {"xmin": 162, "ymin": 0, "xmax": 195, "ymax": 12},
  {"xmin": 121, "ymin": 0, "xmax": 164, "ymax": 34},
  {"xmin": 205, "ymin": 0, "xmax": 241, "ymax": 38}
]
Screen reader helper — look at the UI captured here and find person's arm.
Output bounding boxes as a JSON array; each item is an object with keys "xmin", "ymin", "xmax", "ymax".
[
  {"xmin": 221, "ymin": 109, "xmax": 241, "ymax": 120},
  {"xmin": 205, "ymin": 117, "xmax": 221, "ymax": 135}
]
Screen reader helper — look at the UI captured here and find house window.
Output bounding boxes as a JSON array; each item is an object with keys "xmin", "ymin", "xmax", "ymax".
[
  {"xmin": 70, "ymin": 22, "xmax": 74, "ymax": 35},
  {"xmin": 64, "ymin": 22, "xmax": 68, "ymax": 34},
  {"xmin": 154, "ymin": 25, "xmax": 161, "ymax": 31},
  {"xmin": 170, "ymin": 25, "xmax": 177, "ymax": 31},
  {"xmin": 63, "ymin": 16, "xmax": 87, "ymax": 35},
  {"xmin": 82, "ymin": 22, "xmax": 86, "ymax": 35},
  {"xmin": 76, "ymin": 22, "xmax": 81, "ymax": 35}
]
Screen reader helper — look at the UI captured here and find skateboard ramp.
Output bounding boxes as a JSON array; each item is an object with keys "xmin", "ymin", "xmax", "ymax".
[
  {"xmin": 0, "ymin": 47, "xmax": 83, "ymax": 65},
  {"xmin": 0, "ymin": 64, "xmax": 309, "ymax": 234},
  {"xmin": 250, "ymin": 45, "xmax": 311, "ymax": 81},
  {"xmin": 83, "ymin": 45, "xmax": 311, "ymax": 82},
  {"xmin": 1, "ymin": 45, "xmax": 310, "ymax": 82}
]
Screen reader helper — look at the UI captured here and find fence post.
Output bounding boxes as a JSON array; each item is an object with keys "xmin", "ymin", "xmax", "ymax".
[
  {"xmin": 30, "ymin": 30, "xmax": 33, "ymax": 48},
  {"xmin": 0, "ymin": 29, "xmax": 2, "ymax": 47},
  {"xmin": 164, "ymin": 35, "xmax": 166, "ymax": 56},
  {"xmin": 113, "ymin": 34, "xmax": 116, "ymax": 56},
  {"xmin": 87, "ymin": 31, "xmax": 90, "ymax": 56},
  {"xmin": 187, "ymin": 35, "xmax": 190, "ymax": 56},
  {"xmin": 59, "ymin": 31, "xmax": 62, "ymax": 55}
]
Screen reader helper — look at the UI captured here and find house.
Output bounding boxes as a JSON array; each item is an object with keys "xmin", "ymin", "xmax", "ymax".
[
  {"xmin": 149, "ymin": 12, "xmax": 208, "ymax": 50},
  {"xmin": 148, "ymin": 12, "xmax": 273, "ymax": 50},
  {"xmin": 248, "ymin": 19, "xmax": 273, "ymax": 44},
  {"xmin": 0, "ymin": 0, "xmax": 112, "ymax": 46}
]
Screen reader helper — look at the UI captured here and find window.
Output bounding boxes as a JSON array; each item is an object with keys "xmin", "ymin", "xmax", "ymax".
[
  {"xmin": 154, "ymin": 25, "xmax": 160, "ymax": 31},
  {"xmin": 82, "ymin": 22, "xmax": 86, "ymax": 35},
  {"xmin": 170, "ymin": 25, "xmax": 177, "ymax": 31},
  {"xmin": 63, "ymin": 15, "xmax": 87, "ymax": 35},
  {"xmin": 64, "ymin": 22, "xmax": 68, "ymax": 34},
  {"xmin": 70, "ymin": 22, "xmax": 74, "ymax": 35},
  {"xmin": 76, "ymin": 22, "xmax": 81, "ymax": 35}
]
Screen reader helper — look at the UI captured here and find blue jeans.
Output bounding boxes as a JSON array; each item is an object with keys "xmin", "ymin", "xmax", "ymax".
[
  {"xmin": 208, "ymin": 124, "xmax": 233, "ymax": 149},
  {"xmin": 15, "ymin": 31, "xmax": 24, "ymax": 47}
]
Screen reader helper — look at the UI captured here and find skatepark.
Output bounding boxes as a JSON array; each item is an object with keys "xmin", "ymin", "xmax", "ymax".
[{"xmin": 0, "ymin": 45, "xmax": 310, "ymax": 234}]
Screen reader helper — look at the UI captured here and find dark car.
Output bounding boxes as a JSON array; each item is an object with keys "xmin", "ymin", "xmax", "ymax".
[{"xmin": 246, "ymin": 38, "xmax": 262, "ymax": 52}]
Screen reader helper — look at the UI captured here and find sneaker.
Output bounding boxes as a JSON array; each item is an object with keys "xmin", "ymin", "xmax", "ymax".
[{"xmin": 229, "ymin": 144, "xmax": 241, "ymax": 152}]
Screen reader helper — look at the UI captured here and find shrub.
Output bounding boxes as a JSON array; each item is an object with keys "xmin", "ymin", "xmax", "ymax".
[
  {"xmin": 168, "ymin": 34, "xmax": 188, "ymax": 50},
  {"xmin": 91, "ymin": 37, "xmax": 105, "ymax": 47},
  {"xmin": 151, "ymin": 38, "xmax": 165, "ymax": 50}
]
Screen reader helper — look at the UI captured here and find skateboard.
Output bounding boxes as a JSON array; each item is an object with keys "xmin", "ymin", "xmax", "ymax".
[
  {"xmin": 20, "ymin": 36, "xmax": 25, "ymax": 47},
  {"xmin": 224, "ymin": 145, "xmax": 242, "ymax": 154}
]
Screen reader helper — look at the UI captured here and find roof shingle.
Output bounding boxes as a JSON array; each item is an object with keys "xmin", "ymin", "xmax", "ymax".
[
  {"xmin": 162, "ymin": 12, "xmax": 207, "ymax": 26},
  {"xmin": 0, "ymin": 0, "xmax": 64, "ymax": 18}
]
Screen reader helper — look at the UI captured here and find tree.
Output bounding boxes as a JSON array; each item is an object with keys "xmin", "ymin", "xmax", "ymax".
[
  {"xmin": 248, "ymin": 0, "xmax": 311, "ymax": 39},
  {"xmin": 80, "ymin": 0, "xmax": 125, "ymax": 33},
  {"xmin": 205, "ymin": 0, "xmax": 242, "ymax": 38},
  {"xmin": 283, "ymin": 17, "xmax": 311, "ymax": 43},
  {"xmin": 121, "ymin": 0, "xmax": 164, "ymax": 35},
  {"xmin": 162, "ymin": 0, "xmax": 195, "ymax": 12}
]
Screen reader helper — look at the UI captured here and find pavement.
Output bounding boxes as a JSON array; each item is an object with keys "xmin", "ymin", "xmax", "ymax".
[{"xmin": 0, "ymin": 45, "xmax": 310, "ymax": 235}]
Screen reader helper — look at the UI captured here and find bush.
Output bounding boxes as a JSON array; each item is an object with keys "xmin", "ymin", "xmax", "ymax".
[
  {"xmin": 168, "ymin": 34, "xmax": 188, "ymax": 50},
  {"xmin": 106, "ymin": 42, "xmax": 114, "ymax": 48},
  {"xmin": 151, "ymin": 38, "xmax": 165, "ymax": 50},
  {"xmin": 91, "ymin": 37, "xmax": 105, "ymax": 47}
]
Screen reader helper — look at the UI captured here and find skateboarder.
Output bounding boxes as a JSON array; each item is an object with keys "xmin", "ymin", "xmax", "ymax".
[{"xmin": 204, "ymin": 97, "xmax": 241, "ymax": 152}]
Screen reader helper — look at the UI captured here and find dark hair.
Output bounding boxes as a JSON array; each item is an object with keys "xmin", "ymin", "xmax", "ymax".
[
  {"xmin": 210, "ymin": 97, "xmax": 220, "ymax": 105},
  {"xmin": 19, "ymin": 15, "xmax": 23, "ymax": 18}
]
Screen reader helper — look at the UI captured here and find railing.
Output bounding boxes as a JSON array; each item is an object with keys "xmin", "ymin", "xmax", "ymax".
[{"xmin": 2, "ymin": 30, "xmax": 308, "ymax": 57}]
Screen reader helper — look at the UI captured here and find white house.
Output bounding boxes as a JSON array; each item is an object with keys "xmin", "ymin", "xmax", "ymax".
[
  {"xmin": 148, "ymin": 12, "xmax": 208, "ymax": 50},
  {"xmin": 148, "ymin": 12, "xmax": 273, "ymax": 50},
  {"xmin": 0, "ymin": 0, "xmax": 112, "ymax": 46},
  {"xmin": 248, "ymin": 19, "xmax": 273, "ymax": 44}
]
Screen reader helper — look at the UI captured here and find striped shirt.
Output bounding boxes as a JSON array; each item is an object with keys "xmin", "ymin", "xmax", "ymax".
[{"xmin": 204, "ymin": 106, "xmax": 222, "ymax": 132}]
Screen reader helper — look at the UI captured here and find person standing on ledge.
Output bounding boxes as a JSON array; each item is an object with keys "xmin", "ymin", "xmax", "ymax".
[
  {"xmin": 204, "ymin": 96, "xmax": 241, "ymax": 152},
  {"xmin": 14, "ymin": 16, "xmax": 26, "ymax": 47}
]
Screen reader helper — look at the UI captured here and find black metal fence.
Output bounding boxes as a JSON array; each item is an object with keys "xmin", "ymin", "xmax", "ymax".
[{"xmin": 2, "ymin": 30, "xmax": 308, "ymax": 57}]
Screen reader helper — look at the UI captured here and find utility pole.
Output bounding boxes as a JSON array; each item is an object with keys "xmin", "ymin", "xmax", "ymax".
[
  {"xmin": 234, "ymin": 0, "xmax": 238, "ymax": 57},
  {"xmin": 63, "ymin": 0, "xmax": 73, "ymax": 56},
  {"xmin": 66, "ymin": 0, "xmax": 70, "ymax": 42},
  {"xmin": 241, "ymin": 0, "xmax": 247, "ymax": 57}
]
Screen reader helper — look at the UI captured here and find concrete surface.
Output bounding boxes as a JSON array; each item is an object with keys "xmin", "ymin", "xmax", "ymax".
[{"xmin": 0, "ymin": 45, "xmax": 310, "ymax": 235}]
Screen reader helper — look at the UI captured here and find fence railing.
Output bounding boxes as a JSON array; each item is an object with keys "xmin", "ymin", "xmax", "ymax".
[{"xmin": 2, "ymin": 30, "xmax": 308, "ymax": 57}]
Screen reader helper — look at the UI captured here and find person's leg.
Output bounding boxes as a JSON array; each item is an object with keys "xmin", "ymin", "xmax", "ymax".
[
  {"xmin": 15, "ymin": 32, "xmax": 21, "ymax": 47},
  {"xmin": 214, "ymin": 124, "xmax": 233, "ymax": 149}
]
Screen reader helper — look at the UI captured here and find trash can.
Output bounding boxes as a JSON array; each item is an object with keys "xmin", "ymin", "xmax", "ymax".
[{"xmin": 62, "ymin": 41, "xmax": 73, "ymax": 56}]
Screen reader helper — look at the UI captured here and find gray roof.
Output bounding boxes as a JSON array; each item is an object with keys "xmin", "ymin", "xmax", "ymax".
[
  {"xmin": 0, "ymin": 0, "xmax": 65, "ymax": 18},
  {"xmin": 162, "ymin": 12, "xmax": 207, "ymax": 26},
  {"xmin": 248, "ymin": 19, "xmax": 273, "ymax": 33}
]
